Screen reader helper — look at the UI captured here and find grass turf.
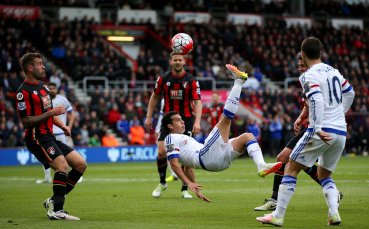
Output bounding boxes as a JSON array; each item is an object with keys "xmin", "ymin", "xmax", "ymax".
[{"xmin": 0, "ymin": 156, "xmax": 368, "ymax": 228}]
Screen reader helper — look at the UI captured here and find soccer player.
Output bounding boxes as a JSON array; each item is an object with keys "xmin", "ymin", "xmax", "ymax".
[
  {"xmin": 155, "ymin": 99, "xmax": 178, "ymax": 182},
  {"xmin": 145, "ymin": 52, "xmax": 202, "ymax": 199},
  {"xmin": 256, "ymin": 37, "xmax": 355, "ymax": 226},
  {"xmin": 254, "ymin": 53, "xmax": 324, "ymax": 211},
  {"xmin": 16, "ymin": 53, "xmax": 87, "ymax": 220},
  {"xmin": 162, "ymin": 64, "xmax": 282, "ymax": 202},
  {"xmin": 35, "ymin": 82, "xmax": 77, "ymax": 184}
]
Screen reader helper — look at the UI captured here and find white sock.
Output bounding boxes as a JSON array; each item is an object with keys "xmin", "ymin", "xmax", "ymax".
[
  {"xmin": 246, "ymin": 139, "xmax": 265, "ymax": 170},
  {"xmin": 273, "ymin": 175, "xmax": 297, "ymax": 219},
  {"xmin": 321, "ymin": 177, "xmax": 339, "ymax": 216},
  {"xmin": 44, "ymin": 168, "xmax": 51, "ymax": 180},
  {"xmin": 223, "ymin": 81, "xmax": 243, "ymax": 119}
]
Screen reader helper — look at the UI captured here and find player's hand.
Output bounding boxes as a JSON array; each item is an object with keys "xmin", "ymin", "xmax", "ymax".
[
  {"xmin": 293, "ymin": 118, "xmax": 302, "ymax": 135},
  {"xmin": 317, "ymin": 131, "xmax": 332, "ymax": 144},
  {"xmin": 195, "ymin": 190, "xmax": 211, "ymax": 202},
  {"xmin": 192, "ymin": 122, "xmax": 201, "ymax": 135},
  {"xmin": 51, "ymin": 106, "xmax": 66, "ymax": 116},
  {"xmin": 144, "ymin": 117, "xmax": 152, "ymax": 132},
  {"xmin": 187, "ymin": 182, "xmax": 211, "ymax": 202},
  {"xmin": 61, "ymin": 126, "xmax": 71, "ymax": 136}
]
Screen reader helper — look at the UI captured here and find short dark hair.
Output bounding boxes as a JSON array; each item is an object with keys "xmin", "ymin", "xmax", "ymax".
[
  {"xmin": 161, "ymin": 111, "xmax": 179, "ymax": 132},
  {"xmin": 19, "ymin": 53, "xmax": 43, "ymax": 73},
  {"xmin": 47, "ymin": 82, "xmax": 57, "ymax": 88},
  {"xmin": 301, "ymin": 37, "xmax": 322, "ymax": 60}
]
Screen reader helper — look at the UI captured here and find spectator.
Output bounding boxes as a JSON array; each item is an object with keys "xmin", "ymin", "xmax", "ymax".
[
  {"xmin": 128, "ymin": 116, "xmax": 146, "ymax": 145},
  {"xmin": 269, "ymin": 114, "xmax": 283, "ymax": 156},
  {"xmin": 101, "ymin": 130, "xmax": 119, "ymax": 147},
  {"xmin": 88, "ymin": 133, "xmax": 101, "ymax": 147}
]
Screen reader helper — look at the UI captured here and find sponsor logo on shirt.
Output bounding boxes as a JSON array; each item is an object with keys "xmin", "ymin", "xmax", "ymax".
[
  {"xmin": 16, "ymin": 93, "xmax": 23, "ymax": 100},
  {"xmin": 18, "ymin": 102, "xmax": 26, "ymax": 111},
  {"xmin": 170, "ymin": 90, "xmax": 183, "ymax": 99},
  {"xmin": 166, "ymin": 144, "xmax": 174, "ymax": 152}
]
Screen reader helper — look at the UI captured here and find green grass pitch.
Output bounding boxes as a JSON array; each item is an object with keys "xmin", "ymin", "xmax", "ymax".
[{"xmin": 1, "ymin": 156, "xmax": 369, "ymax": 229}]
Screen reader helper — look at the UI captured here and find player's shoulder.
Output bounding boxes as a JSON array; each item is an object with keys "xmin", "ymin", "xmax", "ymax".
[{"xmin": 54, "ymin": 94, "xmax": 68, "ymax": 102}]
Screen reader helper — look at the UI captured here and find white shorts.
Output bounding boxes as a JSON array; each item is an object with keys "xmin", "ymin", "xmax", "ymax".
[
  {"xmin": 290, "ymin": 130, "xmax": 346, "ymax": 172},
  {"xmin": 198, "ymin": 127, "xmax": 240, "ymax": 172}
]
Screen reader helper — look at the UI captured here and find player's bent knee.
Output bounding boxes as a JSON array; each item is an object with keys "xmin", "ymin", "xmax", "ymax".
[
  {"xmin": 75, "ymin": 161, "xmax": 87, "ymax": 173},
  {"xmin": 157, "ymin": 152, "xmax": 166, "ymax": 160},
  {"xmin": 242, "ymin": 133, "xmax": 255, "ymax": 142},
  {"xmin": 51, "ymin": 157, "xmax": 69, "ymax": 173},
  {"xmin": 276, "ymin": 148, "xmax": 291, "ymax": 164}
]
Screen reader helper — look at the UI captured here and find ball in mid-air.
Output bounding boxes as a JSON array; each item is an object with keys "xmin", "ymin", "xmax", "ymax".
[{"xmin": 171, "ymin": 33, "xmax": 193, "ymax": 55}]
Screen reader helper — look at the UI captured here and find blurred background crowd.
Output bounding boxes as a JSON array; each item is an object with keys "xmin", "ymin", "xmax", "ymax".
[{"xmin": 1, "ymin": 0, "xmax": 368, "ymax": 156}]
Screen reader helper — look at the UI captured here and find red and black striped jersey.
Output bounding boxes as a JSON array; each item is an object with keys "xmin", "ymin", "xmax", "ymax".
[
  {"xmin": 15, "ymin": 80, "xmax": 54, "ymax": 140},
  {"xmin": 154, "ymin": 71, "xmax": 201, "ymax": 118},
  {"xmin": 208, "ymin": 103, "xmax": 224, "ymax": 128}
]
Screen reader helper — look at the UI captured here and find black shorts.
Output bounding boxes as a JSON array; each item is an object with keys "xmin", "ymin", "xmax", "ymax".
[
  {"xmin": 285, "ymin": 127, "xmax": 307, "ymax": 150},
  {"xmin": 26, "ymin": 136, "xmax": 73, "ymax": 168},
  {"xmin": 158, "ymin": 116, "xmax": 194, "ymax": 141}
]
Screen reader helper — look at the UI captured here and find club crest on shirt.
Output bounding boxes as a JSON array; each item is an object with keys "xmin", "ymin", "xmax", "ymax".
[
  {"xmin": 33, "ymin": 91, "xmax": 38, "ymax": 95},
  {"xmin": 47, "ymin": 146, "xmax": 55, "ymax": 155},
  {"xmin": 166, "ymin": 144, "xmax": 174, "ymax": 152},
  {"xmin": 16, "ymin": 93, "xmax": 23, "ymax": 100},
  {"xmin": 41, "ymin": 95, "xmax": 52, "ymax": 109}
]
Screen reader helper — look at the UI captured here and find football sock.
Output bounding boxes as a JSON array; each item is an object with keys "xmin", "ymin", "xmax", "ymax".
[
  {"xmin": 321, "ymin": 177, "xmax": 339, "ymax": 216},
  {"xmin": 180, "ymin": 165, "xmax": 188, "ymax": 191},
  {"xmin": 304, "ymin": 165, "xmax": 320, "ymax": 185},
  {"xmin": 44, "ymin": 168, "xmax": 51, "ymax": 181},
  {"xmin": 271, "ymin": 163, "xmax": 286, "ymax": 200},
  {"xmin": 52, "ymin": 171, "xmax": 67, "ymax": 212},
  {"xmin": 273, "ymin": 175, "xmax": 297, "ymax": 219},
  {"xmin": 245, "ymin": 139, "xmax": 265, "ymax": 171},
  {"xmin": 223, "ymin": 81, "xmax": 243, "ymax": 120},
  {"xmin": 65, "ymin": 169, "xmax": 83, "ymax": 195},
  {"xmin": 157, "ymin": 157, "xmax": 167, "ymax": 184}
]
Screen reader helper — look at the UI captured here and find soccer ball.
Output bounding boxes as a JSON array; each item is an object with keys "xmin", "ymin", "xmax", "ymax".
[{"xmin": 171, "ymin": 33, "xmax": 193, "ymax": 55}]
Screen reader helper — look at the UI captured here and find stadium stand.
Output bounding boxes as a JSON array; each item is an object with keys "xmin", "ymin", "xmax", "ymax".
[{"xmin": 0, "ymin": 0, "xmax": 368, "ymax": 155}]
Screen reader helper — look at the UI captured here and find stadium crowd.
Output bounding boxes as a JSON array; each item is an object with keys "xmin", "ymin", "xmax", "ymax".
[{"xmin": 1, "ymin": 1, "xmax": 369, "ymax": 156}]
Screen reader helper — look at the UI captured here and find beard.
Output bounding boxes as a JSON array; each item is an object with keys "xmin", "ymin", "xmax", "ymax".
[{"xmin": 33, "ymin": 70, "xmax": 45, "ymax": 80}]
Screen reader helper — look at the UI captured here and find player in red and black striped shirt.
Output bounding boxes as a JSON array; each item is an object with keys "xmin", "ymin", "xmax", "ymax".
[
  {"xmin": 145, "ymin": 52, "xmax": 202, "ymax": 199},
  {"xmin": 15, "ymin": 53, "xmax": 86, "ymax": 220}
]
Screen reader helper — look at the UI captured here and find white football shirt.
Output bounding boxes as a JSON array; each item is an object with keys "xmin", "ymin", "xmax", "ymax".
[
  {"xmin": 52, "ymin": 94, "xmax": 73, "ymax": 134},
  {"xmin": 165, "ymin": 133, "xmax": 203, "ymax": 169},
  {"xmin": 299, "ymin": 63, "xmax": 354, "ymax": 133}
]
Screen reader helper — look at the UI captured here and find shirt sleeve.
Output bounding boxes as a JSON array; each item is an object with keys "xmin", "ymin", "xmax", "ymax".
[
  {"xmin": 165, "ymin": 134, "xmax": 180, "ymax": 160},
  {"xmin": 190, "ymin": 79, "xmax": 201, "ymax": 100},
  {"xmin": 341, "ymin": 79, "xmax": 355, "ymax": 113},
  {"xmin": 16, "ymin": 90, "xmax": 29, "ymax": 118},
  {"xmin": 64, "ymin": 97, "xmax": 73, "ymax": 112},
  {"xmin": 153, "ymin": 76, "xmax": 164, "ymax": 95},
  {"xmin": 300, "ymin": 72, "xmax": 324, "ymax": 133}
]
